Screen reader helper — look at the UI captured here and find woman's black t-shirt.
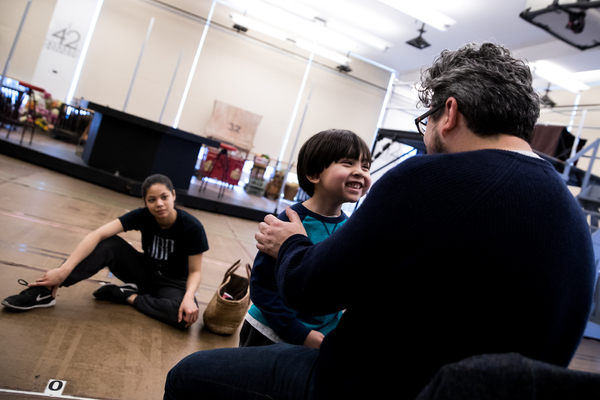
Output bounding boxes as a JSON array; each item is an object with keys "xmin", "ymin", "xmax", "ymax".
[{"xmin": 119, "ymin": 208, "xmax": 209, "ymax": 279}]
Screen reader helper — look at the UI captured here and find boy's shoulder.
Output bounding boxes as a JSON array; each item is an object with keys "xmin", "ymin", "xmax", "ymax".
[
  {"xmin": 278, "ymin": 202, "xmax": 347, "ymax": 224},
  {"xmin": 277, "ymin": 202, "xmax": 309, "ymax": 222}
]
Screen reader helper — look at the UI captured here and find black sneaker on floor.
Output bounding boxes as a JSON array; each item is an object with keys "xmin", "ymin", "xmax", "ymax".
[
  {"xmin": 93, "ymin": 283, "xmax": 138, "ymax": 304},
  {"xmin": 1, "ymin": 279, "xmax": 56, "ymax": 310}
]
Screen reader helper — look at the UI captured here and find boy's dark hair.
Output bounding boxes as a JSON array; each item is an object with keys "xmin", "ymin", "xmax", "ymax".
[
  {"xmin": 297, "ymin": 129, "xmax": 371, "ymax": 197},
  {"xmin": 141, "ymin": 174, "xmax": 174, "ymax": 200}
]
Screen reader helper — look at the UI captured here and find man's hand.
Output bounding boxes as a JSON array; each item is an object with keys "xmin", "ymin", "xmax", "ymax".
[{"xmin": 255, "ymin": 207, "xmax": 307, "ymax": 258}]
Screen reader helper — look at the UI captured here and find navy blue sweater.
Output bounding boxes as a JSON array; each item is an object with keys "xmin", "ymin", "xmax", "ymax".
[{"xmin": 275, "ymin": 150, "xmax": 596, "ymax": 400}]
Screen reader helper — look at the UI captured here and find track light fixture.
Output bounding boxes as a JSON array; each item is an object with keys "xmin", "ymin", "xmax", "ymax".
[
  {"xmin": 540, "ymin": 82, "xmax": 556, "ymax": 108},
  {"xmin": 406, "ymin": 23, "xmax": 430, "ymax": 50},
  {"xmin": 233, "ymin": 24, "xmax": 248, "ymax": 33}
]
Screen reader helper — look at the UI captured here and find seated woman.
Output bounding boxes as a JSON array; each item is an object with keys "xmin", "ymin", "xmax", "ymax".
[{"xmin": 1, "ymin": 174, "xmax": 209, "ymax": 328}]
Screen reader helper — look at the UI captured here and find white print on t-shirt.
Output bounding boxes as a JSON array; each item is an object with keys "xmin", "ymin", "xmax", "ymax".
[{"xmin": 150, "ymin": 236, "xmax": 174, "ymax": 261}]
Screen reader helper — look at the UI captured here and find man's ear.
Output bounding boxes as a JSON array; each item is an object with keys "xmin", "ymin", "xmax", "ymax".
[{"xmin": 438, "ymin": 97, "xmax": 459, "ymax": 137}]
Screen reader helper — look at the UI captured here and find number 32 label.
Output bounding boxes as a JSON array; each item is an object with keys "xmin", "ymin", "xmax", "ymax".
[{"xmin": 228, "ymin": 123, "xmax": 241, "ymax": 133}]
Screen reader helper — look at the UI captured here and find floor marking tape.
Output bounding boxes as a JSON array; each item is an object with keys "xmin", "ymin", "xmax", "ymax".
[{"xmin": 0, "ymin": 388, "xmax": 101, "ymax": 399}]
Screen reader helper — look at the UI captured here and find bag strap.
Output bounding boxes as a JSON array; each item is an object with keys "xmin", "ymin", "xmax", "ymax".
[
  {"xmin": 222, "ymin": 260, "xmax": 242, "ymax": 283},
  {"xmin": 221, "ymin": 260, "xmax": 252, "ymax": 283}
]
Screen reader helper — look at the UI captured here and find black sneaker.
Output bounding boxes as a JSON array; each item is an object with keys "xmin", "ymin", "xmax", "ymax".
[
  {"xmin": 1, "ymin": 279, "xmax": 56, "ymax": 310},
  {"xmin": 93, "ymin": 283, "xmax": 138, "ymax": 304}
]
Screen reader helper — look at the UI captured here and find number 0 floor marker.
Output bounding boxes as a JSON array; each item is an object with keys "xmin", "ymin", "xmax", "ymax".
[{"xmin": 45, "ymin": 379, "xmax": 67, "ymax": 395}]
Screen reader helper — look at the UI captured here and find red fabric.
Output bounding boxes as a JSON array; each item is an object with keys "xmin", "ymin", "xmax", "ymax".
[{"xmin": 200, "ymin": 147, "xmax": 245, "ymax": 185}]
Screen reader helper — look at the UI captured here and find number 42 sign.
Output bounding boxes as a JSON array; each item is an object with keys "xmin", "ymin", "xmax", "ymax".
[{"xmin": 45, "ymin": 379, "xmax": 67, "ymax": 396}]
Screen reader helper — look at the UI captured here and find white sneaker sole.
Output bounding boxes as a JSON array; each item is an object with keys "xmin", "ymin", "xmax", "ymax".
[{"xmin": 1, "ymin": 298, "xmax": 56, "ymax": 310}]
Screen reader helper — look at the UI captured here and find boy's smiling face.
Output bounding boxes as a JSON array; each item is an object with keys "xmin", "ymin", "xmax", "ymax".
[{"xmin": 310, "ymin": 156, "xmax": 371, "ymax": 205}]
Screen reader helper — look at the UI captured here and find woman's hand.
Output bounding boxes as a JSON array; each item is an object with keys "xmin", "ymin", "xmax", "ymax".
[
  {"xmin": 30, "ymin": 268, "xmax": 70, "ymax": 297},
  {"xmin": 178, "ymin": 296, "xmax": 199, "ymax": 328},
  {"xmin": 180, "ymin": 253, "xmax": 203, "ymax": 328},
  {"xmin": 29, "ymin": 219, "xmax": 125, "ymax": 297}
]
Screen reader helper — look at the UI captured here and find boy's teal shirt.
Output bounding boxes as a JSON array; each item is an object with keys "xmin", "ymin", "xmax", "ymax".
[{"xmin": 247, "ymin": 202, "xmax": 347, "ymax": 345}]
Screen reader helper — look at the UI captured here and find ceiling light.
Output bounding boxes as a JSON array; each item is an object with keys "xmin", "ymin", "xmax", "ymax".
[
  {"xmin": 233, "ymin": 0, "xmax": 391, "ymax": 54},
  {"xmin": 234, "ymin": 0, "xmax": 297, "ymax": 22},
  {"xmin": 295, "ymin": 39, "xmax": 351, "ymax": 65},
  {"xmin": 230, "ymin": 14, "xmax": 289, "ymax": 41},
  {"xmin": 573, "ymin": 69, "xmax": 600, "ymax": 83},
  {"xmin": 308, "ymin": 25, "xmax": 360, "ymax": 53},
  {"xmin": 234, "ymin": 8, "xmax": 357, "ymax": 53},
  {"xmin": 326, "ymin": 20, "xmax": 393, "ymax": 52},
  {"xmin": 378, "ymin": 0, "xmax": 456, "ymax": 31},
  {"xmin": 260, "ymin": 0, "xmax": 319, "ymax": 21},
  {"xmin": 230, "ymin": 14, "xmax": 352, "ymax": 64},
  {"xmin": 530, "ymin": 60, "xmax": 590, "ymax": 93}
]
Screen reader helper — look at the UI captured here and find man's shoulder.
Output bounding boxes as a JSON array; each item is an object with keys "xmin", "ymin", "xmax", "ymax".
[
  {"xmin": 381, "ymin": 154, "xmax": 446, "ymax": 179},
  {"xmin": 373, "ymin": 150, "xmax": 552, "ymax": 197},
  {"xmin": 390, "ymin": 150, "xmax": 549, "ymax": 173}
]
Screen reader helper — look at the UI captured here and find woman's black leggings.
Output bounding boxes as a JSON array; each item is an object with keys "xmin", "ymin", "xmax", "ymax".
[{"xmin": 61, "ymin": 236, "xmax": 193, "ymax": 328}]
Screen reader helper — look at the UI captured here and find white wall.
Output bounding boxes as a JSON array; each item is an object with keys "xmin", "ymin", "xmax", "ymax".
[
  {"xmin": 0, "ymin": 0, "xmax": 57, "ymax": 83},
  {"xmin": 1, "ymin": 0, "xmax": 390, "ymax": 174}
]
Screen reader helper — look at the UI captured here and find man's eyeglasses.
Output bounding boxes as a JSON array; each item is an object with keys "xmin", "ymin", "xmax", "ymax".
[{"xmin": 415, "ymin": 103, "xmax": 445, "ymax": 137}]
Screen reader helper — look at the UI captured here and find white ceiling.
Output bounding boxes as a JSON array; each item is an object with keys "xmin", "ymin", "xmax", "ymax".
[
  {"xmin": 277, "ymin": 0, "xmax": 600, "ymax": 135},
  {"xmin": 288, "ymin": 0, "xmax": 599, "ymax": 83}
]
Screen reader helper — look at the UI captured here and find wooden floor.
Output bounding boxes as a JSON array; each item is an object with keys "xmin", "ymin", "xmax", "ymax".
[
  {"xmin": 0, "ymin": 152, "xmax": 260, "ymax": 399},
  {"xmin": 1, "ymin": 135, "xmax": 600, "ymax": 399}
]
